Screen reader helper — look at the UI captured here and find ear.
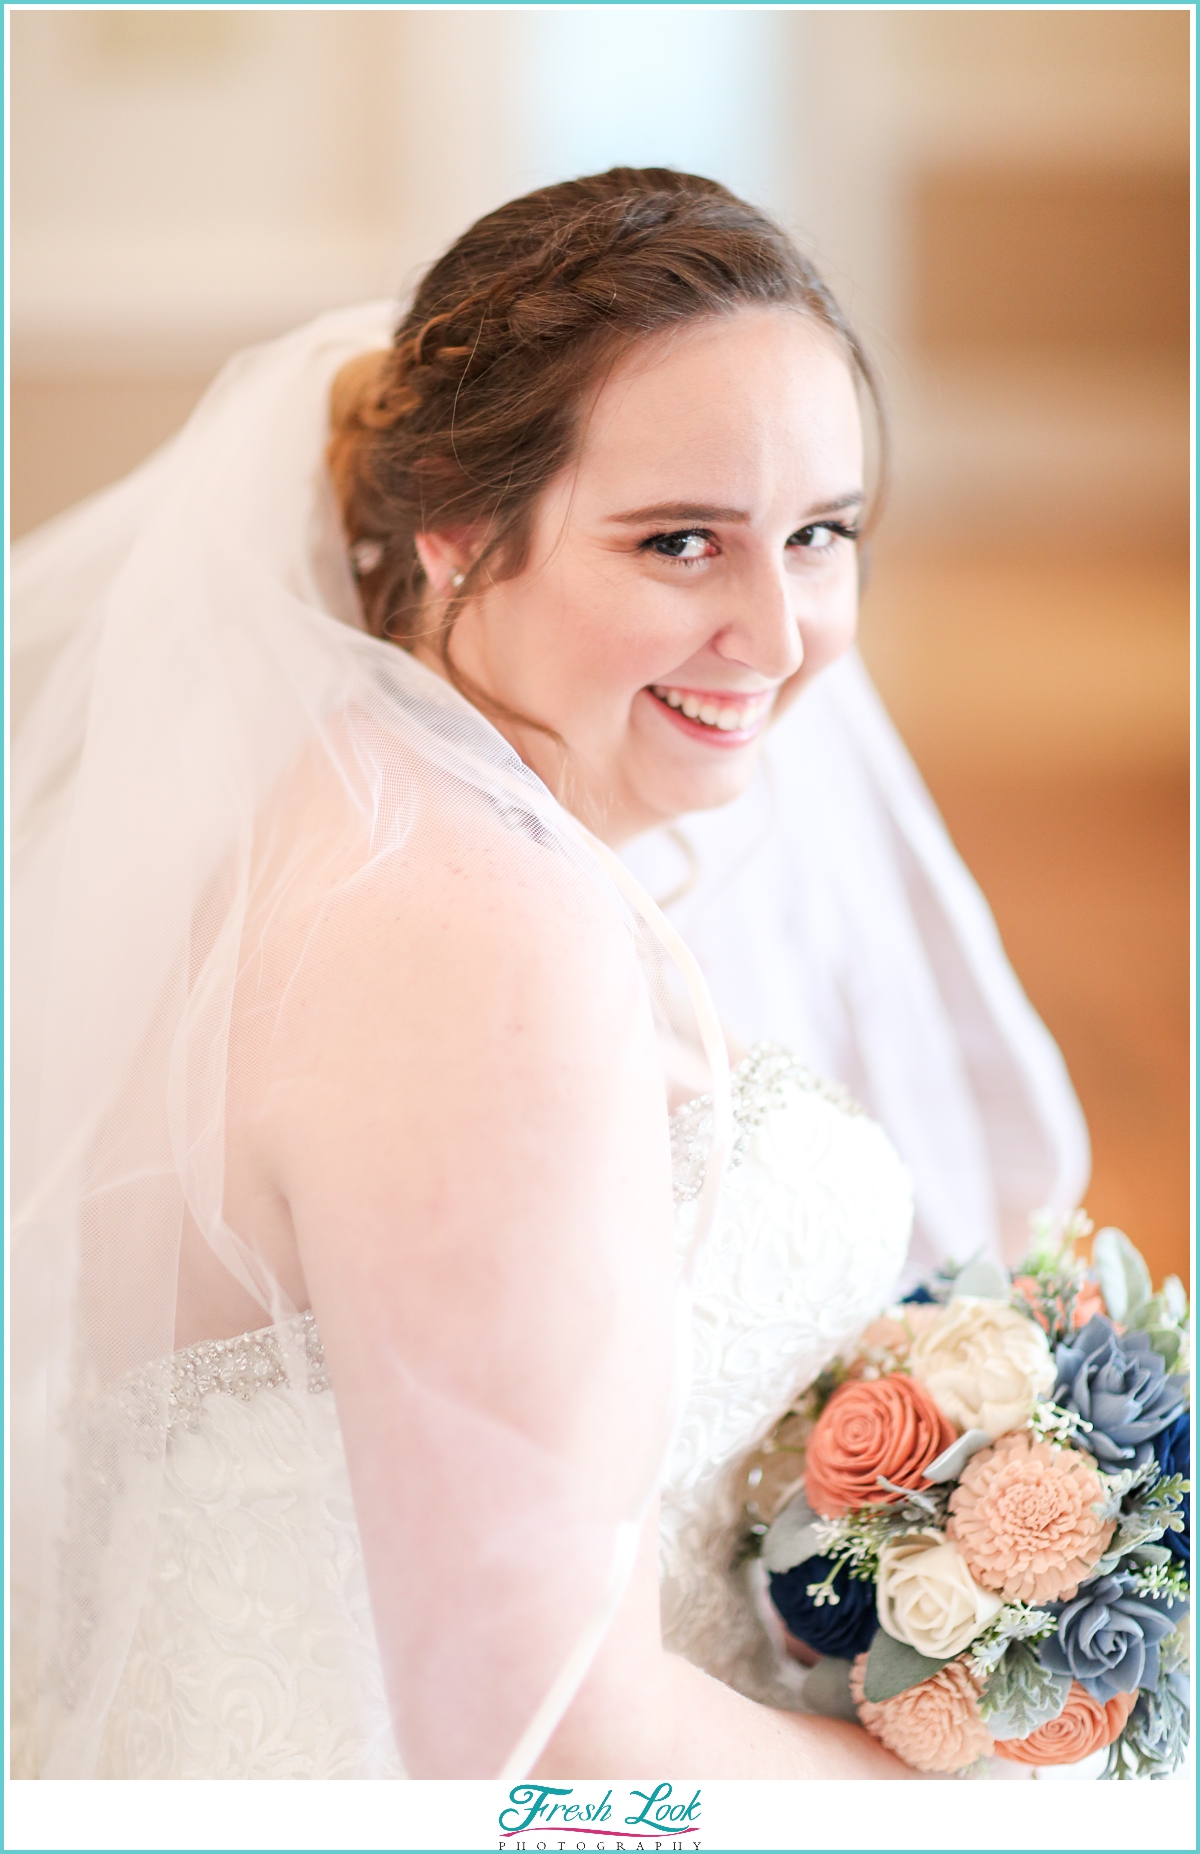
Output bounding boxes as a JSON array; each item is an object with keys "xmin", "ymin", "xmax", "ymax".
[{"xmin": 414, "ymin": 531, "xmax": 474, "ymax": 594}]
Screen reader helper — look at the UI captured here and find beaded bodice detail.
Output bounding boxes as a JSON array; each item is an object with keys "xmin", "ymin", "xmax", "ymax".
[{"xmin": 90, "ymin": 1043, "xmax": 912, "ymax": 1777}]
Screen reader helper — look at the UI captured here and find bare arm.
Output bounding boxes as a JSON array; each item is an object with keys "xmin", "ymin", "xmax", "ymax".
[
  {"xmin": 538, "ymin": 1505, "xmax": 916, "ymax": 1779},
  {"xmin": 258, "ymin": 822, "xmax": 910, "ymax": 1778}
]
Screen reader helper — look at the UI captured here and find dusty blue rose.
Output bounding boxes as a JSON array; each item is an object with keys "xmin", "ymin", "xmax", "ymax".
[
  {"xmin": 1052, "ymin": 1316, "xmax": 1187, "ymax": 1469},
  {"xmin": 1038, "ymin": 1571, "xmax": 1188, "ymax": 1702},
  {"xmin": 768, "ymin": 1555, "xmax": 878, "ymax": 1659},
  {"xmin": 1155, "ymin": 1411, "xmax": 1190, "ymax": 1569}
]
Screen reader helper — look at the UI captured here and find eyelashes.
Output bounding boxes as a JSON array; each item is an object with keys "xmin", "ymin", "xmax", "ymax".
[
  {"xmin": 791, "ymin": 520, "xmax": 860, "ymax": 549},
  {"xmin": 639, "ymin": 522, "xmax": 859, "ymax": 568},
  {"xmin": 641, "ymin": 530, "xmax": 716, "ymax": 566}
]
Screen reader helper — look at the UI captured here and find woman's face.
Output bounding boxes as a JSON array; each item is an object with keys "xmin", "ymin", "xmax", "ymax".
[{"xmin": 417, "ymin": 307, "xmax": 864, "ymax": 845}]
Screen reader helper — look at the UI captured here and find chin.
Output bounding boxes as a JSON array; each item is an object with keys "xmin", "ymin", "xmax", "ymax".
[{"xmin": 640, "ymin": 754, "xmax": 762, "ymax": 827}]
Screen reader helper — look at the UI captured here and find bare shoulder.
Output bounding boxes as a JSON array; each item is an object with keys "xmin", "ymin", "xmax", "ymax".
[
  {"xmin": 251, "ymin": 786, "xmax": 674, "ymax": 1454},
  {"xmin": 244, "ymin": 785, "xmax": 666, "ymax": 1231},
  {"xmin": 276, "ymin": 793, "xmax": 644, "ymax": 1068}
]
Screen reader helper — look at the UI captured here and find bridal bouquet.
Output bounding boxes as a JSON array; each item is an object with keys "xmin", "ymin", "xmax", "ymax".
[{"xmin": 748, "ymin": 1215, "xmax": 1191, "ymax": 1777}]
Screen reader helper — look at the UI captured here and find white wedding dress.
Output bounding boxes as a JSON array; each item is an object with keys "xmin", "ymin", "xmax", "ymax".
[{"xmin": 87, "ymin": 1046, "xmax": 911, "ymax": 1778}]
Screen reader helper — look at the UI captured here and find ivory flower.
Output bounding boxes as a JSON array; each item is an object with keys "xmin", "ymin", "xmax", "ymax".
[
  {"xmin": 947, "ymin": 1431, "xmax": 1115, "ymax": 1604},
  {"xmin": 993, "ymin": 1682, "xmax": 1136, "ymax": 1766},
  {"xmin": 850, "ymin": 1652, "xmax": 994, "ymax": 1774},
  {"xmin": 875, "ymin": 1529, "xmax": 1003, "ymax": 1659},
  {"xmin": 909, "ymin": 1299, "xmax": 1055, "ymax": 1439}
]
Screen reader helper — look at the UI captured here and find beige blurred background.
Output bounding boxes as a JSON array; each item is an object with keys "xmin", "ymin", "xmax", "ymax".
[{"xmin": 10, "ymin": 7, "xmax": 1191, "ymax": 1284}]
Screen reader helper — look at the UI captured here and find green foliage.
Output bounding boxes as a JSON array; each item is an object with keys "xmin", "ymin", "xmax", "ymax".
[
  {"xmin": 1103, "ymin": 1678, "xmax": 1191, "ymax": 1781},
  {"xmin": 1092, "ymin": 1227, "xmax": 1153, "ymax": 1326},
  {"xmin": 1091, "ymin": 1471, "xmax": 1190, "ymax": 1578},
  {"xmin": 1086, "ymin": 1227, "xmax": 1190, "ymax": 1366},
  {"xmin": 1123, "ymin": 1285, "xmax": 1191, "ymax": 1371},
  {"xmin": 810, "ymin": 1485, "xmax": 953, "ymax": 1591},
  {"xmin": 1160, "ymin": 1619, "xmax": 1190, "ymax": 1677},
  {"xmin": 1127, "ymin": 1556, "xmax": 1190, "ymax": 1602},
  {"xmin": 1020, "ymin": 1207, "xmax": 1094, "ymax": 1275},
  {"xmin": 806, "ymin": 1365, "xmax": 847, "ymax": 1422},
  {"xmin": 861, "ymin": 1628, "xmax": 950, "ymax": 1703},
  {"xmin": 967, "ymin": 1603, "xmax": 1056, "ymax": 1682},
  {"xmin": 1011, "ymin": 1209, "xmax": 1096, "ymax": 1345},
  {"xmin": 978, "ymin": 1640, "xmax": 1070, "ymax": 1738}
]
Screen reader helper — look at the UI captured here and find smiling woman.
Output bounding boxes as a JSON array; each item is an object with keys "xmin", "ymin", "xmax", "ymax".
[
  {"xmin": 410, "ymin": 310, "xmax": 863, "ymax": 840},
  {"xmin": 13, "ymin": 167, "xmax": 1083, "ymax": 1782}
]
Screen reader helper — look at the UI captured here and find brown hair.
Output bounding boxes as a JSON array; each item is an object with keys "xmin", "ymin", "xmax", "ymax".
[{"xmin": 328, "ymin": 167, "xmax": 882, "ymax": 697}]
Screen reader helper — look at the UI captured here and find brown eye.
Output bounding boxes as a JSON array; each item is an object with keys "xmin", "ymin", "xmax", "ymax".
[
  {"xmin": 647, "ymin": 530, "xmax": 715, "ymax": 562},
  {"xmin": 789, "ymin": 522, "xmax": 857, "ymax": 551}
]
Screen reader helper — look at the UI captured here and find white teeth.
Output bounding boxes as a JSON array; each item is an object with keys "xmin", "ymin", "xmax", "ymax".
[{"xmin": 653, "ymin": 687, "xmax": 766, "ymax": 732}]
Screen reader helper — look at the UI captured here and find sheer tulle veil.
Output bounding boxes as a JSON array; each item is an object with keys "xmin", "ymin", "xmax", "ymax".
[
  {"xmin": 624, "ymin": 663, "xmax": 1090, "ymax": 1276},
  {"xmin": 10, "ymin": 300, "xmax": 1086, "ymax": 1777}
]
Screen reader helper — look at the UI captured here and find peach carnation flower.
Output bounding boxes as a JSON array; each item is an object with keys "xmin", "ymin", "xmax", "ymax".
[
  {"xmin": 850, "ymin": 1653, "xmax": 994, "ymax": 1774},
  {"xmin": 804, "ymin": 1375, "xmax": 956, "ymax": 1518},
  {"xmin": 947, "ymin": 1431, "xmax": 1115, "ymax": 1603},
  {"xmin": 993, "ymin": 1682, "xmax": 1136, "ymax": 1767}
]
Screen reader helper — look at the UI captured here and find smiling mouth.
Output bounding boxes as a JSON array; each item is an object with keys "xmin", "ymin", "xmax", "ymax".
[{"xmin": 648, "ymin": 684, "xmax": 774, "ymax": 735}]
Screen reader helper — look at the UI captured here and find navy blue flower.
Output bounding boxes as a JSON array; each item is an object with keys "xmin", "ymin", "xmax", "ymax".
[
  {"xmin": 1038, "ymin": 1571, "xmax": 1188, "ymax": 1702},
  {"xmin": 1052, "ymin": 1316, "xmax": 1187, "ymax": 1469},
  {"xmin": 1155, "ymin": 1410, "xmax": 1190, "ymax": 1569},
  {"xmin": 901, "ymin": 1285, "xmax": 937, "ymax": 1305},
  {"xmin": 769, "ymin": 1555, "xmax": 878, "ymax": 1659}
]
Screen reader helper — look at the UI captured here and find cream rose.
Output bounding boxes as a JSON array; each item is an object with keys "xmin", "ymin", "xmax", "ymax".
[
  {"xmin": 876, "ymin": 1530, "xmax": 1004, "ymax": 1660},
  {"xmin": 908, "ymin": 1298, "xmax": 1055, "ymax": 1438}
]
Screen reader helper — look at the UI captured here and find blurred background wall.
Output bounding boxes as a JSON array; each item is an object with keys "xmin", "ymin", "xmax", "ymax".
[{"xmin": 10, "ymin": 7, "xmax": 1191, "ymax": 1284}]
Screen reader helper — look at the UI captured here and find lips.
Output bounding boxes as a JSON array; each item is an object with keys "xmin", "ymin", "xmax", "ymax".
[{"xmin": 648, "ymin": 684, "xmax": 774, "ymax": 737}]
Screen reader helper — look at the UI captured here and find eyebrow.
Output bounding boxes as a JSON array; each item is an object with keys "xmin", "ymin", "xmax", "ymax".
[{"xmin": 606, "ymin": 491, "xmax": 864, "ymax": 526}]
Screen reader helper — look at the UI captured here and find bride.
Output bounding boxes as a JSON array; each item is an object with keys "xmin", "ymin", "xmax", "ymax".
[{"xmin": 11, "ymin": 167, "xmax": 1085, "ymax": 1780}]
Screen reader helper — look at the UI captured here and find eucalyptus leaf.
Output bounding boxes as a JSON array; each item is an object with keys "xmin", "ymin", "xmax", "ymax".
[
  {"xmin": 951, "ymin": 1258, "xmax": 1011, "ymax": 1301},
  {"xmin": 1092, "ymin": 1227, "xmax": 1152, "ymax": 1325},
  {"xmin": 862, "ymin": 1628, "xmax": 951, "ymax": 1703},
  {"xmin": 1129, "ymin": 1543, "xmax": 1174, "ymax": 1568},
  {"xmin": 1162, "ymin": 1275, "xmax": 1189, "ymax": 1323},
  {"xmin": 802, "ymin": 1656, "xmax": 859, "ymax": 1723},
  {"xmin": 761, "ymin": 1489, "xmax": 821, "ymax": 1574},
  {"xmin": 982, "ymin": 1642, "xmax": 1071, "ymax": 1740},
  {"xmin": 1146, "ymin": 1327, "xmax": 1183, "ymax": 1369},
  {"xmin": 923, "ymin": 1428, "xmax": 993, "ymax": 1483},
  {"xmin": 1125, "ymin": 1291, "xmax": 1167, "ymax": 1332}
]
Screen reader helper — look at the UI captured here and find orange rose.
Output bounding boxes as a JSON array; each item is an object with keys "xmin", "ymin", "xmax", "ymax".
[
  {"xmin": 993, "ymin": 1682, "xmax": 1136, "ymax": 1766},
  {"xmin": 804, "ymin": 1374, "xmax": 956, "ymax": 1518}
]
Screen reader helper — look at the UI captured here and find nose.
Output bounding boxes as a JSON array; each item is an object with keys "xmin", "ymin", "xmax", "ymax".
[{"xmin": 709, "ymin": 559, "xmax": 804, "ymax": 682}]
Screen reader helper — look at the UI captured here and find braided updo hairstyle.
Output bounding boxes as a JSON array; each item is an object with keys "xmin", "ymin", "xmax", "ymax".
[{"xmin": 328, "ymin": 167, "xmax": 880, "ymax": 682}]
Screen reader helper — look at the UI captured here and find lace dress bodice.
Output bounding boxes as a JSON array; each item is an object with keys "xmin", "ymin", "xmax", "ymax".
[{"xmin": 92, "ymin": 1046, "xmax": 912, "ymax": 1778}]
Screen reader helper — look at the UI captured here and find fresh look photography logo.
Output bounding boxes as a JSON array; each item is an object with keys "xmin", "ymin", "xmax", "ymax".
[{"xmin": 498, "ymin": 1781, "xmax": 702, "ymax": 1849}]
